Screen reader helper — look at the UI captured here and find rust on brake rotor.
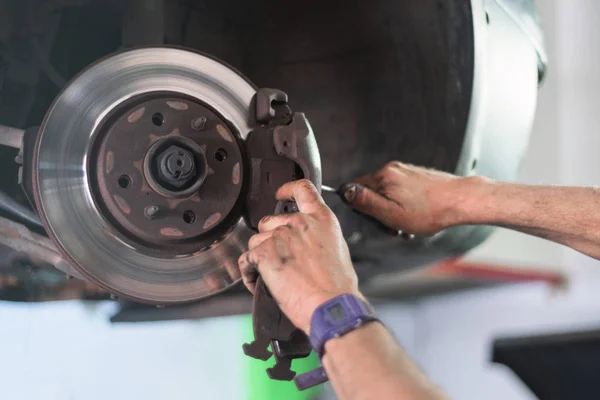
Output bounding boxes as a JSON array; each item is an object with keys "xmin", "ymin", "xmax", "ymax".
[{"xmin": 90, "ymin": 93, "xmax": 246, "ymax": 254}]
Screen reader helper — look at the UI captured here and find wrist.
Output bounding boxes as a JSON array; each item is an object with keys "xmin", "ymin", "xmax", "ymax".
[
  {"xmin": 442, "ymin": 175, "xmax": 495, "ymax": 226},
  {"xmin": 322, "ymin": 320, "xmax": 384, "ymax": 357}
]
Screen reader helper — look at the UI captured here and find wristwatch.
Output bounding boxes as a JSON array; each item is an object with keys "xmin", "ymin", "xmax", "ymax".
[{"xmin": 294, "ymin": 293, "xmax": 380, "ymax": 390}]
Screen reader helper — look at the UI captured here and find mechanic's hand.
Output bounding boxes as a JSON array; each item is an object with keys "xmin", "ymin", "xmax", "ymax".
[
  {"xmin": 345, "ymin": 162, "xmax": 480, "ymax": 236},
  {"xmin": 238, "ymin": 179, "xmax": 361, "ymax": 334}
]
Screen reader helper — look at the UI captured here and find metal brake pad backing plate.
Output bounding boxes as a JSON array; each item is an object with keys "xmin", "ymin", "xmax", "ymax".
[{"xmin": 33, "ymin": 48, "xmax": 257, "ymax": 304}]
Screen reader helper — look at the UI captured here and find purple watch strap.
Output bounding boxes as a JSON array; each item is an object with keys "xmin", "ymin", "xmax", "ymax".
[
  {"xmin": 293, "ymin": 294, "xmax": 379, "ymax": 390},
  {"xmin": 294, "ymin": 367, "xmax": 328, "ymax": 390}
]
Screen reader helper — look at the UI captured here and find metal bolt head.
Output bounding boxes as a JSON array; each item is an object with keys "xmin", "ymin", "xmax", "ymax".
[
  {"xmin": 191, "ymin": 116, "xmax": 207, "ymax": 131},
  {"xmin": 145, "ymin": 205, "xmax": 160, "ymax": 219}
]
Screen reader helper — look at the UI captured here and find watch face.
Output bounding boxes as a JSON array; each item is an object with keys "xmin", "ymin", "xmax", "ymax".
[{"xmin": 327, "ymin": 303, "xmax": 348, "ymax": 322}]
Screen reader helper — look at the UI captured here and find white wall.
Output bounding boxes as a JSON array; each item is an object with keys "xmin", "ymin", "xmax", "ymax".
[
  {"xmin": 0, "ymin": 301, "xmax": 247, "ymax": 400},
  {"xmin": 414, "ymin": 282, "xmax": 600, "ymax": 400}
]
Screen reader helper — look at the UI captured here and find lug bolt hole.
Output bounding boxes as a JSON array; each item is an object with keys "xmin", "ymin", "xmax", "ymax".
[
  {"xmin": 152, "ymin": 112, "xmax": 165, "ymax": 127},
  {"xmin": 118, "ymin": 175, "xmax": 132, "ymax": 189},
  {"xmin": 215, "ymin": 148, "xmax": 228, "ymax": 162},
  {"xmin": 183, "ymin": 210, "xmax": 196, "ymax": 224}
]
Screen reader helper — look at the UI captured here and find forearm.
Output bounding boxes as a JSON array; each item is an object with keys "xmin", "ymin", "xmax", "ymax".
[
  {"xmin": 322, "ymin": 322, "xmax": 447, "ymax": 400},
  {"xmin": 457, "ymin": 178, "xmax": 600, "ymax": 259}
]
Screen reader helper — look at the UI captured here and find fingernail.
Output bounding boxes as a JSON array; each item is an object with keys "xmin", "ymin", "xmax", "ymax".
[{"xmin": 340, "ymin": 183, "xmax": 360, "ymax": 204}]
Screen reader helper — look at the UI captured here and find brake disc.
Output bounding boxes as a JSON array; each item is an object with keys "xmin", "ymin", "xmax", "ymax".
[{"xmin": 33, "ymin": 48, "xmax": 257, "ymax": 304}]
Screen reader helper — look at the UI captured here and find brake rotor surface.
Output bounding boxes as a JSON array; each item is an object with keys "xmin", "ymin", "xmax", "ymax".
[{"xmin": 33, "ymin": 48, "xmax": 256, "ymax": 304}]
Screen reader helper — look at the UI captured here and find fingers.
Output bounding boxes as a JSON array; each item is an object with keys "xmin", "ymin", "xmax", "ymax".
[
  {"xmin": 248, "ymin": 231, "xmax": 274, "ymax": 249},
  {"xmin": 353, "ymin": 173, "xmax": 379, "ymax": 189},
  {"xmin": 258, "ymin": 213, "xmax": 303, "ymax": 232},
  {"xmin": 344, "ymin": 183, "xmax": 402, "ymax": 229},
  {"xmin": 238, "ymin": 250, "xmax": 260, "ymax": 294},
  {"xmin": 240, "ymin": 228, "xmax": 290, "ymax": 292},
  {"xmin": 238, "ymin": 236, "xmax": 290, "ymax": 294},
  {"xmin": 354, "ymin": 162, "xmax": 406, "ymax": 188},
  {"xmin": 276, "ymin": 179, "xmax": 327, "ymax": 215}
]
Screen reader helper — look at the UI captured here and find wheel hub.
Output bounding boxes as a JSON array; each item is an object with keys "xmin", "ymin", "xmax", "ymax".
[{"xmin": 91, "ymin": 93, "xmax": 244, "ymax": 252}]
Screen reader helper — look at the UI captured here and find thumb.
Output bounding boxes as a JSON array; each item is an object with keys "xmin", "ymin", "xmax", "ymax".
[
  {"xmin": 341, "ymin": 183, "xmax": 401, "ymax": 228},
  {"xmin": 276, "ymin": 179, "xmax": 327, "ymax": 215}
]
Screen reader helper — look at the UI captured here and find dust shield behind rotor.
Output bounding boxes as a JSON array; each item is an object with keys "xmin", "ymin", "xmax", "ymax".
[{"xmin": 33, "ymin": 48, "xmax": 257, "ymax": 304}]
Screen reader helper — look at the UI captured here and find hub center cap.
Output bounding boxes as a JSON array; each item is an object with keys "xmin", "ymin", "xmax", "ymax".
[
  {"xmin": 145, "ymin": 136, "xmax": 209, "ymax": 198},
  {"xmin": 158, "ymin": 144, "xmax": 200, "ymax": 187}
]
